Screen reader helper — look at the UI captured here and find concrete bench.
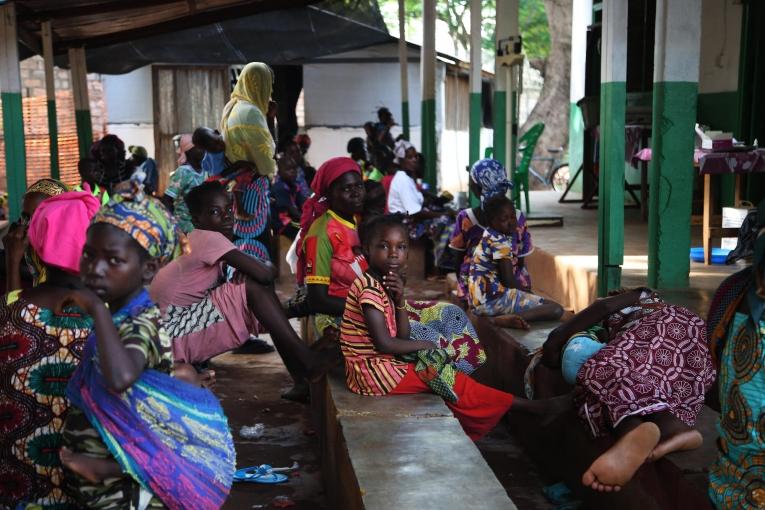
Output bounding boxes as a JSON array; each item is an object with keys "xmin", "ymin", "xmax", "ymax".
[
  {"xmin": 314, "ymin": 372, "xmax": 517, "ymax": 510},
  {"xmin": 470, "ymin": 315, "xmax": 715, "ymax": 510}
]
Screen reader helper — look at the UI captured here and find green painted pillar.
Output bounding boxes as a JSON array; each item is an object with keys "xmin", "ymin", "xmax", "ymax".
[
  {"xmin": 397, "ymin": 0, "xmax": 410, "ymax": 141},
  {"xmin": 69, "ymin": 47, "xmax": 93, "ymax": 158},
  {"xmin": 597, "ymin": 0, "xmax": 627, "ymax": 296},
  {"xmin": 420, "ymin": 0, "xmax": 437, "ymax": 188},
  {"xmin": 1, "ymin": 3, "xmax": 27, "ymax": 221},
  {"xmin": 647, "ymin": 0, "xmax": 700, "ymax": 288},
  {"xmin": 567, "ymin": 0, "xmax": 593, "ymax": 193},
  {"xmin": 42, "ymin": 21, "xmax": 60, "ymax": 179},
  {"xmin": 468, "ymin": 0, "xmax": 483, "ymax": 207}
]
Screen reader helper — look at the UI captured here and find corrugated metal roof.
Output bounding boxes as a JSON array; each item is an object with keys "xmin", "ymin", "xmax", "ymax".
[{"xmin": 16, "ymin": 0, "xmax": 391, "ymax": 74}]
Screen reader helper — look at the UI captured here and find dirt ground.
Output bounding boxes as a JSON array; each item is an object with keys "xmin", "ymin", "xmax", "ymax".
[{"xmin": 212, "ymin": 279, "xmax": 553, "ymax": 509}]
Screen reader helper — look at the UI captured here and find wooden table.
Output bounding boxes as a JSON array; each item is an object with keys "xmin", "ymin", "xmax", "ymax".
[
  {"xmin": 631, "ymin": 148, "xmax": 765, "ymax": 264},
  {"xmin": 698, "ymin": 148, "xmax": 765, "ymax": 264}
]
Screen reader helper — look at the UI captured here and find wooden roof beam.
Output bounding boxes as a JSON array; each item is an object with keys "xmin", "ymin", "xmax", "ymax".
[
  {"xmin": 18, "ymin": 0, "xmax": 183, "ymax": 22},
  {"xmin": 56, "ymin": 0, "xmax": 315, "ymax": 52}
]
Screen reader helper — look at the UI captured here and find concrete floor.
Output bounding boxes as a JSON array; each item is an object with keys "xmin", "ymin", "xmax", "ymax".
[
  {"xmin": 525, "ymin": 191, "xmax": 744, "ymax": 314},
  {"xmin": 209, "ymin": 281, "xmax": 555, "ymax": 510}
]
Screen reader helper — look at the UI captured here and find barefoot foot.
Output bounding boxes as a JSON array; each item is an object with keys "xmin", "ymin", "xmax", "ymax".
[
  {"xmin": 492, "ymin": 314, "xmax": 530, "ymax": 330},
  {"xmin": 648, "ymin": 429, "xmax": 703, "ymax": 462},
  {"xmin": 581, "ymin": 422, "xmax": 660, "ymax": 492}
]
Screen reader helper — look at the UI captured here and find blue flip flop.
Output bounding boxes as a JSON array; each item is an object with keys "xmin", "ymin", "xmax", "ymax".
[{"xmin": 234, "ymin": 464, "xmax": 289, "ymax": 484}]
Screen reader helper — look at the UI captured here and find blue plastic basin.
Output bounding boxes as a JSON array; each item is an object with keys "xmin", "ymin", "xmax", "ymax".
[{"xmin": 690, "ymin": 247, "xmax": 730, "ymax": 264}]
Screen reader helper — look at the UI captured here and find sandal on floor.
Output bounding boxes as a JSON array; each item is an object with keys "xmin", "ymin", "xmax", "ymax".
[{"xmin": 233, "ymin": 464, "xmax": 288, "ymax": 484}]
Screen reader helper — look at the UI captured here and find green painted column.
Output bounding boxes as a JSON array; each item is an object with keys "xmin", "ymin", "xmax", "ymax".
[
  {"xmin": 42, "ymin": 21, "xmax": 60, "ymax": 179},
  {"xmin": 397, "ymin": 0, "xmax": 410, "ymax": 141},
  {"xmin": 647, "ymin": 0, "xmax": 700, "ymax": 288},
  {"xmin": 468, "ymin": 0, "xmax": 483, "ymax": 207},
  {"xmin": 69, "ymin": 47, "xmax": 93, "ymax": 159},
  {"xmin": 1, "ymin": 3, "xmax": 27, "ymax": 221},
  {"xmin": 567, "ymin": 0, "xmax": 593, "ymax": 193},
  {"xmin": 597, "ymin": 0, "xmax": 627, "ymax": 296},
  {"xmin": 420, "ymin": 0, "xmax": 437, "ymax": 188}
]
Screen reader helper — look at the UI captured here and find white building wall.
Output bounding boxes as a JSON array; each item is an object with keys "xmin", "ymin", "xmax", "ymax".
[
  {"xmin": 699, "ymin": 0, "xmax": 742, "ymax": 94},
  {"xmin": 102, "ymin": 66, "xmax": 156, "ymax": 157},
  {"xmin": 304, "ymin": 43, "xmax": 475, "ymax": 193}
]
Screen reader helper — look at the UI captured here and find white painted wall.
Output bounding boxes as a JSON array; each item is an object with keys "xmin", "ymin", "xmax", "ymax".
[
  {"xmin": 102, "ymin": 65, "xmax": 156, "ymax": 157},
  {"xmin": 304, "ymin": 42, "xmax": 474, "ymax": 192},
  {"xmin": 699, "ymin": 0, "xmax": 742, "ymax": 94}
]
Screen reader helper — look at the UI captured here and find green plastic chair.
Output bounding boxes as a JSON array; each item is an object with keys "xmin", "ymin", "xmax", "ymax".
[{"xmin": 514, "ymin": 122, "xmax": 545, "ymax": 214}]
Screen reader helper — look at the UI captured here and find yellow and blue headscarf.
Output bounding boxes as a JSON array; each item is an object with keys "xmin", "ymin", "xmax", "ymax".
[{"xmin": 92, "ymin": 190, "xmax": 181, "ymax": 265}]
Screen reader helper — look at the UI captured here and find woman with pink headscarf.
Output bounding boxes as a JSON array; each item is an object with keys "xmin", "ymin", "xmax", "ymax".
[{"xmin": 0, "ymin": 191, "xmax": 100, "ymax": 508}]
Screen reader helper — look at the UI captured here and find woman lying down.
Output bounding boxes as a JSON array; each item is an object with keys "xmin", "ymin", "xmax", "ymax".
[{"xmin": 540, "ymin": 287, "xmax": 716, "ymax": 492}]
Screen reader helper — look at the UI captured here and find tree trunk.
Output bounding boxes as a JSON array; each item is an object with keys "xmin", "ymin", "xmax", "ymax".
[{"xmin": 520, "ymin": 0, "xmax": 572, "ymax": 185}]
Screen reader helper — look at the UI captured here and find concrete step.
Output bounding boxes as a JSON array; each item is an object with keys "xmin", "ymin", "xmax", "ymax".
[{"xmin": 315, "ymin": 373, "xmax": 517, "ymax": 510}]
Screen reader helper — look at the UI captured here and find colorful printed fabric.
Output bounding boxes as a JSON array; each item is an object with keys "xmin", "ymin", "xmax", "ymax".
[
  {"xmin": 340, "ymin": 274, "xmax": 409, "ymax": 396},
  {"xmin": 164, "ymin": 164, "xmax": 208, "ymax": 233},
  {"xmin": 407, "ymin": 215, "xmax": 452, "ymax": 267},
  {"xmin": 468, "ymin": 227, "xmax": 543, "ymax": 315},
  {"xmin": 230, "ymin": 170, "xmax": 272, "ymax": 261},
  {"xmin": 303, "ymin": 210, "xmax": 368, "ymax": 299},
  {"xmin": 64, "ymin": 290, "xmax": 235, "ymax": 510},
  {"xmin": 450, "ymin": 208, "xmax": 533, "ymax": 300},
  {"xmin": 92, "ymin": 191, "xmax": 181, "ymax": 265},
  {"xmin": 398, "ymin": 348, "xmax": 458, "ymax": 402},
  {"xmin": 0, "ymin": 295, "xmax": 91, "ymax": 508},
  {"xmin": 469, "ymin": 159, "xmax": 512, "ymax": 206},
  {"xmin": 26, "ymin": 179, "xmax": 69, "ymax": 198},
  {"xmin": 270, "ymin": 178, "xmax": 307, "ymax": 232},
  {"xmin": 220, "ymin": 62, "xmax": 276, "ymax": 176},
  {"xmin": 708, "ymin": 310, "xmax": 765, "ymax": 509},
  {"xmin": 575, "ymin": 299, "xmax": 715, "ymax": 438},
  {"xmin": 405, "ymin": 300, "xmax": 486, "ymax": 375}
]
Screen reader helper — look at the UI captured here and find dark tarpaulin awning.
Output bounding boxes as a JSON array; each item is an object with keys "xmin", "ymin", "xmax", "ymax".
[{"xmin": 17, "ymin": 0, "xmax": 392, "ymax": 75}]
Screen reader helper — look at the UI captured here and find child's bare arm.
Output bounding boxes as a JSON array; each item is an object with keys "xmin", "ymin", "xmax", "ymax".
[
  {"xmin": 363, "ymin": 306, "xmax": 432, "ymax": 354},
  {"xmin": 497, "ymin": 258, "xmax": 520, "ymax": 289},
  {"xmin": 57, "ymin": 289, "xmax": 146, "ymax": 392},
  {"xmin": 382, "ymin": 271, "xmax": 410, "ymax": 339},
  {"xmin": 222, "ymin": 249, "xmax": 277, "ymax": 284}
]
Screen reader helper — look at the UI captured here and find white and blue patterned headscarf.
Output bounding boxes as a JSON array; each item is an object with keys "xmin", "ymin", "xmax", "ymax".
[{"xmin": 469, "ymin": 158, "xmax": 513, "ymax": 207}]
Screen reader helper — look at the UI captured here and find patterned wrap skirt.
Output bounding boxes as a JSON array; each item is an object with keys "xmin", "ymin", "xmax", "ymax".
[{"xmin": 574, "ymin": 304, "xmax": 716, "ymax": 437}]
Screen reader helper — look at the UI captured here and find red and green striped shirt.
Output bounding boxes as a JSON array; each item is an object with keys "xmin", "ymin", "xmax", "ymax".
[{"xmin": 340, "ymin": 273, "xmax": 408, "ymax": 395}]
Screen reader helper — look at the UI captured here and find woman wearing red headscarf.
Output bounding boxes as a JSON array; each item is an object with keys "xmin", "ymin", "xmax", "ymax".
[{"xmin": 294, "ymin": 157, "xmax": 367, "ymax": 339}]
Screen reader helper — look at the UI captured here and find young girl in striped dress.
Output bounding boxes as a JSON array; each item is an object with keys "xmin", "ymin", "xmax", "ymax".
[{"xmin": 339, "ymin": 214, "xmax": 570, "ymax": 440}]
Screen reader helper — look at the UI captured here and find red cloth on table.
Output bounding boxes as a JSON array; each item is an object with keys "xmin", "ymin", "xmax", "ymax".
[{"xmin": 390, "ymin": 363, "xmax": 515, "ymax": 440}]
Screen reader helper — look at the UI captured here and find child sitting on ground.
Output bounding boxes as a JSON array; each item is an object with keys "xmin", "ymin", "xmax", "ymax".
[
  {"xmin": 340, "ymin": 214, "xmax": 570, "ymax": 440},
  {"xmin": 150, "ymin": 181, "xmax": 331, "ymax": 397},
  {"xmin": 271, "ymin": 155, "xmax": 308, "ymax": 240},
  {"xmin": 468, "ymin": 195, "xmax": 564, "ymax": 326},
  {"xmin": 162, "ymin": 144, "xmax": 208, "ymax": 233},
  {"xmin": 57, "ymin": 191, "xmax": 235, "ymax": 509},
  {"xmin": 193, "ymin": 126, "xmax": 228, "ymax": 176}
]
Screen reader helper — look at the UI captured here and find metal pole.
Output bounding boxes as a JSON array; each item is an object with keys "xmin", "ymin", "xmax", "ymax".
[
  {"xmin": 0, "ymin": 2, "xmax": 27, "ymax": 220},
  {"xmin": 420, "ymin": 0, "xmax": 437, "ymax": 188},
  {"xmin": 493, "ymin": 0, "xmax": 509, "ymax": 167},
  {"xmin": 398, "ymin": 0, "xmax": 410, "ymax": 141},
  {"xmin": 567, "ymin": 0, "xmax": 593, "ymax": 192},
  {"xmin": 42, "ymin": 20, "xmax": 60, "ymax": 179},
  {"xmin": 69, "ymin": 47, "xmax": 93, "ymax": 158}
]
